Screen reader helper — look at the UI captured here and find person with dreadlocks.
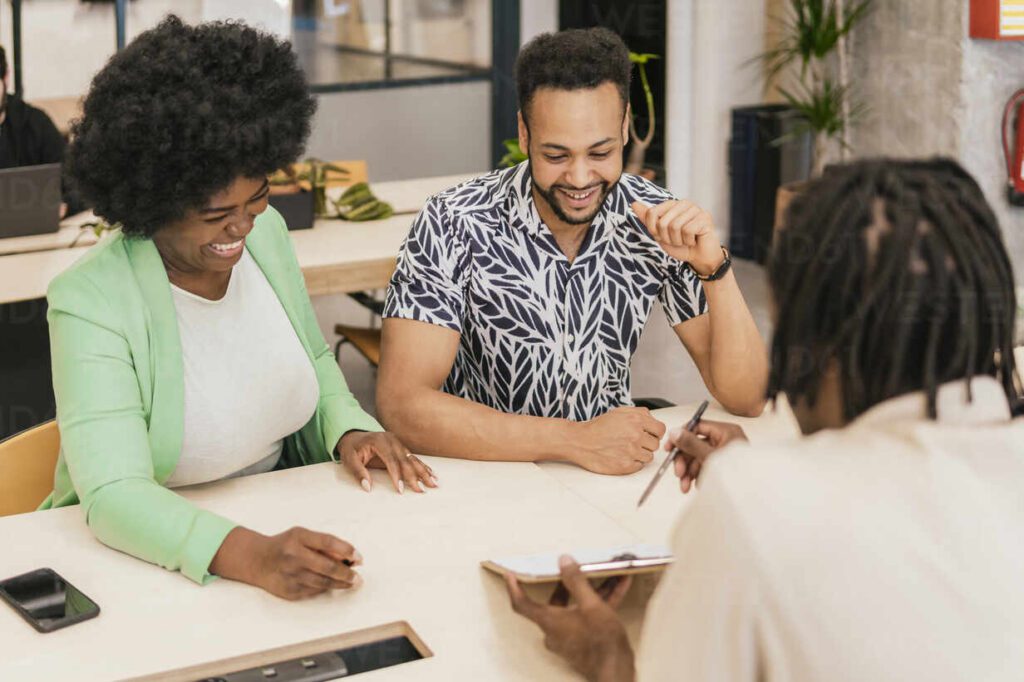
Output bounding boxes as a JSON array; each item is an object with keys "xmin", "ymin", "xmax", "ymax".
[{"xmin": 502, "ymin": 158, "xmax": 1024, "ymax": 682}]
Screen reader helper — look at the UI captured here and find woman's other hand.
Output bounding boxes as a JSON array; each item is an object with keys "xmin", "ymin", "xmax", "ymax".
[{"xmin": 211, "ymin": 526, "xmax": 362, "ymax": 600}]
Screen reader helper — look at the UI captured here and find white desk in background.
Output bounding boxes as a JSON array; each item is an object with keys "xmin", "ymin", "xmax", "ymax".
[
  {"xmin": 0, "ymin": 173, "xmax": 477, "ymax": 305},
  {"xmin": 0, "ymin": 403, "xmax": 799, "ymax": 681}
]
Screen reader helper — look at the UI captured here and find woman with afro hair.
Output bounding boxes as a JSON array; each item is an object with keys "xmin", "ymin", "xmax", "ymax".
[{"xmin": 40, "ymin": 16, "xmax": 436, "ymax": 600}]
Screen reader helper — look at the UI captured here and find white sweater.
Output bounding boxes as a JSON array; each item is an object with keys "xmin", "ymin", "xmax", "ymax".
[{"xmin": 639, "ymin": 377, "xmax": 1024, "ymax": 681}]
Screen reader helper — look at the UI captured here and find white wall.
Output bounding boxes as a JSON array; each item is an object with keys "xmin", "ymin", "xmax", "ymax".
[
  {"xmin": 307, "ymin": 80, "xmax": 491, "ymax": 182},
  {"xmin": 520, "ymin": 0, "xmax": 559, "ymax": 44},
  {"xmin": 664, "ymin": 0, "xmax": 694, "ymax": 198},
  {"xmin": 200, "ymin": 0, "xmax": 291, "ymax": 38},
  {"xmin": 686, "ymin": 0, "xmax": 767, "ymax": 236},
  {"xmin": 960, "ymin": 25, "xmax": 1024, "ymax": 285},
  {"xmin": 2, "ymin": 0, "xmax": 202, "ymax": 99},
  {"xmin": 631, "ymin": 0, "xmax": 769, "ymax": 407}
]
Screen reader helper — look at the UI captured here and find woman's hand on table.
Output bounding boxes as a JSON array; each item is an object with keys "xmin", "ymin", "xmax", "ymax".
[
  {"xmin": 211, "ymin": 526, "xmax": 362, "ymax": 601},
  {"xmin": 672, "ymin": 419, "xmax": 748, "ymax": 493},
  {"xmin": 336, "ymin": 430, "xmax": 438, "ymax": 494}
]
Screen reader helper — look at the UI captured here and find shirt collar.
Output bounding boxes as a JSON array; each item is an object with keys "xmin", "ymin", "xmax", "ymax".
[
  {"xmin": 504, "ymin": 161, "xmax": 633, "ymax": 239},
  {"xmin": 853, "ymin": 376, "xmax": 1012, "ymax": 429},
  {"xmin": 505, "ymin": 161, "xmax": 544, "ymax": 238}
]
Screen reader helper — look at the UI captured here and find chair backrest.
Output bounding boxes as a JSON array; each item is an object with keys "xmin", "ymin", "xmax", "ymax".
[
  {"xmin": 0, "ymin": 420, "xmax": 60, "ymax": 517},
  {"xmin": 28, "ymin": 97, "xmax": 82, "ymax": 137}
]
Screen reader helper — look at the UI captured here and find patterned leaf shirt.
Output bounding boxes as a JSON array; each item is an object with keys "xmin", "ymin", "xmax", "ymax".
[{"xmin": 383, "ymin": 162, "xmax": 708, "ymax": 421}]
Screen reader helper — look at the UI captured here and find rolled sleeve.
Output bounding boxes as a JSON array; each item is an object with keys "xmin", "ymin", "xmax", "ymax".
[
  {"xmin": 383, "ymin": 195, "xmax": 469, "ymax": 332},
  {"xmin": 660, "ymin": 260, "xmax": 709, "ymax": 326}
]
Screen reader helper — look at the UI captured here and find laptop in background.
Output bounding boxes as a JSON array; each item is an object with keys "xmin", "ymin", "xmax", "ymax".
[{"xmin": 0, "ymin": 163, "xmax": 62, "ymax": 238}]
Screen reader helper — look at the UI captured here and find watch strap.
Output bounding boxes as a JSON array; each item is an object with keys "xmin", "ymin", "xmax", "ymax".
[{"xmin": 688, "ymin": 247, "xmax": 732, "ymax": 282}]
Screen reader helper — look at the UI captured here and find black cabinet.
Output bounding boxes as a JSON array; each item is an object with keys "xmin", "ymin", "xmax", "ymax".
[
  {"xmin": 0, "ymin": 298, "xmax": 54, "ymax": 439},
  {"xmin": 728, "ymin": 105, "xmax": 811, "ymax": 263}
]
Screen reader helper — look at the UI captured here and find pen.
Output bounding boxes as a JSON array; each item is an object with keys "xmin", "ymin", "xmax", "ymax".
[{"xmin": 636, "ymin": 400, "xmax": 709, "ymax": 508}]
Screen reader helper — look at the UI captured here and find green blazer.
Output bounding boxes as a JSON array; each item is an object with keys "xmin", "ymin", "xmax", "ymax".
[{"xmin": 41, "ymin": 207, "xmax": 382, "ymax": 584}]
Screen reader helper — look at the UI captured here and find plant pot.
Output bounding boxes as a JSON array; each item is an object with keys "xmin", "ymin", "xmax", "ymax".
[
  {"xmin": 268, "ymin": 185, "xmax": 315, "ymax": 230},
  {"xmin": 774, "ymin": 180, "xmax": 809, "ymax": 236}
]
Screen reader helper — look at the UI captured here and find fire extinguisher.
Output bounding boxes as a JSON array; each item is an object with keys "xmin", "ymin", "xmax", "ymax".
[{"xmin": 1003, "ymin": 89, "xmax": 1024, "ymax": 207}]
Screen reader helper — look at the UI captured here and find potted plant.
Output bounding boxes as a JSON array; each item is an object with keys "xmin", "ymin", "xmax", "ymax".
[
  {"xmin": 268, "ymin": 159, "xmax": 352, "ymax": 229},
  {"xmin": 499, "ymin": 139, "xmax": 527, "ymax": 169},
  {"xmin": 763, "ymin": 0, "xmax": 872, "ymax": 175},
  {"xmin": 760, "ymin": 0, "xmax": 872, "ymax": 225},
  {"xmin": 624, "ymin": 52, "xmax": 659, "ymax": 180}
]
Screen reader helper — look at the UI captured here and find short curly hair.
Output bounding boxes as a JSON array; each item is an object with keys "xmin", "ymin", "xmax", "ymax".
[
  {"xmin": 67, "ymin": 15, "xmax": 316, "ymax": 237},
  {"xmin": 515, "ymin": 27, "xmax": 631, "ymax": 125}
]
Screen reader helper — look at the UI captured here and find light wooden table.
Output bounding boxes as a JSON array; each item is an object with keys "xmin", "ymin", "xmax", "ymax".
[
  {"xmin": 0, "ymin": 404, "xmax": 798, "ymax": 681},
  {"xmin": 539, "ymin": 399, "xmax": 802, "ymax": 545},
  {"xmin": 0, "ymin": 173, "xmax": 476, "ymax": 305}
]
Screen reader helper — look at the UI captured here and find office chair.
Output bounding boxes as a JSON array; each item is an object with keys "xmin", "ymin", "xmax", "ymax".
[
  {"xmin": 0, "ymin": 420, "xmax": 60, "ymax": 516},
  {"xmin": 334, "ymin": 291, "xmax": 385, "ymax": 368}
]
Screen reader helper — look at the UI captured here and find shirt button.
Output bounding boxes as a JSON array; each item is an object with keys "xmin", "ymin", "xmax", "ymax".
[{"xmin": 567, "ymin": 334, "xmax": 575, "ymax": 344}]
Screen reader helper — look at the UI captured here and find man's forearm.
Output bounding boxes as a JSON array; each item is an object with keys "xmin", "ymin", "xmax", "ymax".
[
  {"xmin": 702, "ymin": 270, "xmax": 769, "ymax": 416},
  {"xmin": 378, "ymin": 387, "xmax": 581, "ymax": 463}
]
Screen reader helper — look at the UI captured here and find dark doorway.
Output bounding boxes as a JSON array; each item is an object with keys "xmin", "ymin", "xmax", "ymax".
[{"xmin": 560, "ymin": 0, "xmax": 667, "ymax": 185}]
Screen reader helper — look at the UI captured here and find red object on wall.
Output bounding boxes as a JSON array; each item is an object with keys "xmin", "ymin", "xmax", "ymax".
[
  {"xmin": 1004, "ymin": 89, "xmax": 1024, "ymax": 206},
  {"xmin": 971, "ymin": 0, "xmax": 1024, "ymax": 40}
]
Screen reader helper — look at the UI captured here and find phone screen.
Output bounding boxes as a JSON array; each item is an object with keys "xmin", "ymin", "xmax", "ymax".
[{"xmin": 0, "ymin": 569, "xmax": 100, "ymax": 632}]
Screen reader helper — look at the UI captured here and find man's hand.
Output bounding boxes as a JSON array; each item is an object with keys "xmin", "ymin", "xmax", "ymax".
[
  {"xmin": 505, "ymin": 555, "xmax": 635, "ymax": 682},
  {"xmin": 672, "ymin": 419, "xmax": 748, "ymax": 493},
  {"xmin": 573, "ymin": 407, "xmax": 665, "ymax": 475},
  {"xmin": 632, "ymin": 199, "xmax": 724, "ymax": 275},
  {"xmin": 211, "ymin": 526, "xmax": 363, "ymax": 601},
  {"xmin": 337, "ymin": 430, "xmax": 438, "ymax": 494}
]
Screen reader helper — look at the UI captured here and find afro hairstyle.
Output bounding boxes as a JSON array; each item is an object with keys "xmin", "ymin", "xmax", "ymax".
[
  {"xmin": 67, "ymin": 15, "xmax": 316, "ymax": 237},
  {"xmin": 514, "ymin": 27, "xmax": 631, "ymax": 126}
]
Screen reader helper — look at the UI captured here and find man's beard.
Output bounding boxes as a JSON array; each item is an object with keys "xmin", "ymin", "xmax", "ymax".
[{"xmin": 532, "ymin": 175, "xmax": 616, "ymax": 226}]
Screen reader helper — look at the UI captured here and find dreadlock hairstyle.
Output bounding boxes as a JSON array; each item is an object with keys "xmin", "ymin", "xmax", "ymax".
[{"xmin": 767, "ymin": 158, "xmax": 1022, "ymax": 421}]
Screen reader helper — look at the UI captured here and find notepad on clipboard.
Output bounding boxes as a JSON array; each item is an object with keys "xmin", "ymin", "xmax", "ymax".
[{"xmin": 481, "ymin": 544, "xmax": 674, "ymax": 584}]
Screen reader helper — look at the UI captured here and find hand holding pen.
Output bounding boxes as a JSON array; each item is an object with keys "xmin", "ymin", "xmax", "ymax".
[
  {"xmin": 637, "ymin": 401, "xmax": 708, "ymax": 507},
  {"xmin": 671, "ymin": 419, "xmax": 749, "ymax": 493}
]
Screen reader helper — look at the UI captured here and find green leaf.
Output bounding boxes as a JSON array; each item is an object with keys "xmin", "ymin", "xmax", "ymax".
[
  {"xmin": 777, "ymin": 77, "xmax": 850, "ymax": 138},
  {"xmin": 321, "ymin": 163, "xmax": 352, "ymax": 175},
  {"xmin": 500, "ymin": 138, "xmax": 528, "ymax": 167},
  {"xmin": 757, "ymin": 0, "xmax": 873, "ymax": 72},
  {"xmin": 629, "ymin": 52, "xmax": 661, "ymax": 64}
]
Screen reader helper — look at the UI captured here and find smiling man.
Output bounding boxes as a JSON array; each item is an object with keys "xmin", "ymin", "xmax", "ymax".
[{"xmin": 377, "ymin": 28, "xmax": 767, "ymax": 472}]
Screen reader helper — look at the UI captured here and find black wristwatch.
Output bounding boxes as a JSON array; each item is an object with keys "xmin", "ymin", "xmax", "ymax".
[{"xmin": 687, "ymin": 247, "xmax": 732, "ymax": 281}]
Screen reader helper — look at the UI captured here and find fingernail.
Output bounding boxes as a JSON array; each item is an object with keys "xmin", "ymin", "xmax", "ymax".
[
  {"xmin": 361, "ymin": 479, "xmax": 371, "ymax": 493},
  {"xmin": 558, "ymin": 554, "xmax": 574, "ymax": 569},
  {"xmin": 398, "ymin": 480, "xmax": 405, "ymax": 494},
  {"xmin": 352, "ymin": 550, "xmax": 363, "ymax": 565},
  {"xmin": 430, "ymin": 476, "xmax": 440, "ymax": 487}
]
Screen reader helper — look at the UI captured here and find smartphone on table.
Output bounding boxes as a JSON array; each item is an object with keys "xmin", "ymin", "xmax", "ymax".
[{"xmin": 0, "ymin": 568, "xmax": 100, "ymax": 633}]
